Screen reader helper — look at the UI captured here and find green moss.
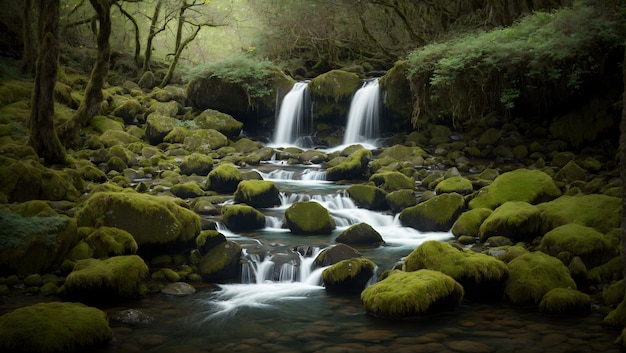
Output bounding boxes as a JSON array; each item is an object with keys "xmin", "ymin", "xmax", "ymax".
[
  {"xmin": 233, "ymin": 180, "xmax": 281, "ymax": 208},
  {"xmin": 222, "ymin": 204, "xmax": 265, "ymax": 231},
  {"xmin": 61, "ymin": 255, "xmax": 149, "ymax": 300},
  {"xmin": 183, "ymin": 129, "xmax": 229, "ymax": 153},
  {"xmin": 67, "ymin": 241, "xmax": 94, "ymax": 260},
  {"xmin": 179, "ymin": 153, "xmax": 214, "ymax": 176},
  {"xmin": 360, "ymin": 269, "xmax": 464, "ymax": 317},
  {"xmin": 539, "ymin": 223, "xmax": 617, "ymax": 268},
  {"xmin": 84, "ymin": 226, "xmax": 138, "ymax": 258},
  {"xmin": 399, "ymin": 193, "xmax": 465, "ymax": 232},
  {"xmin": 285, "ymin": 201, "xmax": 335, "ymax": 235},
  {"xmin": 369, "ymin": 171, "xmax": 415, "ymax": 192},
  {"xmin": 346, "ymin": 184, "xmax": 388, "ymax": 210},
  {"xmin": 377, "ymin": 144, "xmax": 425, "ymax": 164},
  {"xmin": 196, "ymin": 230, "xmax": 226, "ymax": 254},
  {"xmin": 100, "ymin": 130, "xmax": 141, "ymax": 147},
  {"xmin": 194, "ymin": 108, "xmax": 243, "ymax": 138},
  {"xmin": 435, "ymin": 176, "xmax": 474, "ymax": 195},
  {"xmin": 90, "ymin": 115, "xmax": 124, "ymax": 133},
  {"xmin": 335, "ymin": 222, "xmax": 384, "ymax": 246},
  {"xmin": 539, "ymin": 288, "xmax": 590, "ymax": 314},
  {"xmin": 504, "ymin": 251, "xmax": 576, "ymax": 305},
  {"xmin": 385, "ymin": 189, "xmax": 417, "ymax": 213},
  {"xmin": 587, "ymin": 256, "xmax": 622, "ymax": 284},
  {"xmin": 309, "ymin": 69, "xmax": 361, "ymax": 102},
  {"xmin": 206, "ymin": 163, "xmax": 242, "ymax": 193},
  {"xmin": 478, "ymin": 201, "xmax": 542, "ymax": 243},
  {"xmin": 198, "ymin": 240, "xmax": 242, "ymax": 282},
  {"xmin": 0, "ymin": 80, "xmax": 32, "ymax": 106},
  {"xmin": 604, "ymin": 298, "xmax": 626, "ymax": 328},
  {"xmin": 537, "ymin": 194, "xmax": 620, "ymax": 234},
  {"xmin": 451, "ymin": 208, "xmax": 492, "ymax": 237},
  {"xmin": 326, "ymin": 148, "xmax": 371, "ymax": 181},
  {"xmin": 9, "ymin": 200, "xmax": 58, "ymax": 217},
  {"xmin": 170, "ymin": 182, "xmax": 205, "ymax": 199},
  {"xmin": 469, "ymin": 169, "xmax": 562, "ymax": 210},
  {"xmin": 0, "ymin": 301, "xmax": 112, "ymax": 353},
  {"xmin": 602, "ymin": 280, "xmax": 624, "ymax": 306},
  {"xmin": 322, "ymin": 258, "xmax": 376, "ymax": 293}
]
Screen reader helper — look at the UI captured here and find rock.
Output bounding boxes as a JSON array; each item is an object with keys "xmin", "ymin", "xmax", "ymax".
[
  {"xmin": 194, "ymin": 108, "xmax": 243, "ymax": 138},
  {"xmin": 75, "ymin": 192, "xmax": 201, "ymax": 247},
  {"xmin": 145, "ymin": 113, "xmax": 179, "ymax": 145},
  {"xmin": 537, "ymin": 194, "xmax": 620, "ymax": 234},
  {"xmin": 138, "ymin": 71, "xmax": 156, "ymax": 89},
  {"xmin": 206, "ymin": 163, "xmax": 242, "ymax": 193},
  {"xmin": 478, "ymin": 128, "xmax": 502, "ymax": 146},
  {"xmin": 478, "ymin": 201, "xmax": 542, "ymax": 243},
  {"xmin": 539, "ymin": 288, "xmax": 590, "ymax": 315},
  {"xmin": 445, "ymin": 340, "xmax": 496, "ymax": 353},
  {"xmin": 284, "ymin": 201, "xmax": 335, "ymax": 235},
  {"xmin": 222, "ymin": 204, "xmax": 265, "ymax": 231},
  {"xmin": 451, "ymin": 208, "xmax": 492, "ymax": 238},
  {"xmin": 399, "ymin": 193, "xmax": 465, "ymax": 232},
  {"xmin": 179, "ymin": 153, "xmax": 214, "ymax": 176},
  {"xmin": 322, "ymin": 258, "xmax": 376, "ymax": 293},
  {"xmin": 170, "ymin": 182, "xmax": 205, "ymax": 199},
  {"xmin": 109, "ymin": 308, "xmax": 154, "ymax": 325},
  {"xmin": 233, "ymin": 180, "xmax": 281, "ymax": 208},
  {"xmin": 90, "ymin": 115, "xmax": 124, "ymax": 133},
  {"xmin": 404, "ymin": 240, "xmax": 509, "ymax": 299},
  {"xmin": 435, "ymin": 176, "xmax": 474, "ymax": 195},
  {"xmin": 0, "ymin": 159, "xmax": 80, "ymax": 203},
  {"xmin": 112, "ymin": 99, "xmax": 144, "ymax": 124},
  {"xmin": 335, "ymin": 223, "xmax": 384, "ymax": 246},
  {"xmin": 100, "ymin": 129, "xmax": 141, "ymax": 147},
  {"xmin": 539, "ymin": 223, "xmax": 617, "ymax": 268},
  {"xmin": 326, "ymin": 148, "xmax": 371, "ymax": 181},
  {"xmin": 346, "ymin": 184, "xmax": 389, "ymax": 210},
  {"xmin": 60, "ymin": 255, "xmax": 149, "ymax": 302},
  {"xmin": 298, "ymin": 149, "xmax": 327, "ymax": 164},
  {"xmin": 161, "ymin": 282, "xmax": 196, "ymax": 296},
  {"xmin": 309, "ymin": 70, "xmax": 361, "ymax": 120},
  {"xmin": 376, "ymin": 144, "xmax": 425, "ymax": 165},
  {"xmin": 0, "ymin": 302, "xmax": 112, "ymax": 353},
  {"xmin": 314, "ymin": 243, "xmax": 362, "ymax": 267},
  {"xmin": 468, "ymin": 169, "xmax": 562, "ymax": 210},
  {"xmin": 195, "ymin": 230, "xmax": 227, "ymax": 255},
  {"xmin": 360, "ymin": 269, "xmax": 463, "ymax": 317},
  {"xmin": 504, "ymin": 251, "xmax": 576, "ymax": 305},
  {"xmin": 198, "ymin": 240, "xmax": 242, "ymax": 282},
  {"xmin": 83, "ymin": 226, "xmax": 138, "ymax": 258},
  {"xmin": 385, "ymin": 189, "xmax": 417, "ymax": 213},
  {"xmin": 369, "ymin": 171, "xmax": 415, "ymax": 192},
  {"xmin": 183, "ymin": 129, "xmax": 229, "ymax": 153}
]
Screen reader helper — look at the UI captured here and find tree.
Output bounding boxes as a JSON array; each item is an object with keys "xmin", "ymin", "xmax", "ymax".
[
  {"xmin": 29, "ymin": 0, "xmax": 67, "ymax": 165},
  {"xmin": 21, "ymin": 0, "xmax": 36, "ymax": 75},
  {"xmin": 143, "ymin": 0, "xmax": 165, "ymax": 72}
]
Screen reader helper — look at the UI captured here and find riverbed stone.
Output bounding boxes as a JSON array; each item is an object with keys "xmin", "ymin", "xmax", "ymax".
[
  {"xmin": 206, "ymin": 163, "xmax": 242, "ymax": 193},
  {"xmin": 195, "ymin": 230, "xmax": 227, "ymax": 255},
  {"xmin": 170, "ymin": 181, "xmax": 205, "ymax": 199},
  {"xmin": 194, "ymin": 108, "xmax": 243, "ymax": 138},
  {"xmin": 385, "ymin": 189, "xmax": 417, "ymax": 213},
  {"xmin": 109, "ymin": 308, "xmax": 154, "ymax": 326},
  {"xmin": 369, "ymin": 170, "xmax": 415, "ymax": 192},
  {"xmin": 198, "ymin": 240, "xmax": 242, "ymax": 282},
  {"xmin": 233, "ymin": 180, "xmax": 281, "ymax": 208},
  {"xmin": 179, "ymin": 153, "xmax": 214, "ymax": 176},
  {"xmin": 145, "ymin": 113, "xmax": 179, "ymax": 145},
  {"xmin": 222, "ymin": 204, "xmax": 265, "ymax": 231},
  {"xmin": 83, "ymin": 226, "xmax": 138, "ymax": 258},
  {"xmin": 539, "ymin": 223, "xmax": 617, "ymax": 268},
  {"xmin": 161, "ymin": 282, "xmax": 197, "ymax": 296},
  {"xmin": 452, "ymin": 208, "xmax": 492, "ymax": 238},
  {"xmin": 537, "ymin": 194, "xmax": 620, "ymax": 234},
  {"xmin": 361, "ymin": 269, "xmax": 464, "ymax": 317},
  {"xmin": 335, "ymin": 222, "xmax": 384, "ymax": 246},
  {"xmin": 399, "ymin": 192, "xmax": 465, "ymax": 232},
  {"xmin": 326, "ymin": 147, "xmax": 371, "ymax": 181},
  {"xmin": 322, "ymin": 257, "xmax": 376, "ymax": 293},
  {"xmin": 346, "ymin": 184, "xmax": 388, "ymax": 210},
  {"xmin": 183, "ymin": 129, "xmax": 229, "ymax": 153},
  {"xmin": 538, "ymin": 288, "xmax": 590, "ymax": 315},
  {"xmin": 478, "ymin": 201, "xmax": 542, "ymax": 243},
  {"xmin": 435, "ymin": 176, "xmax": 474, "ymax": 195},
  {"xmin": 285, "ymin": 201, "xmax": 335, "ymax": 235},
  {"xmin": 314, "ymin": 243, "xmax": 362, "ymax": 266}
]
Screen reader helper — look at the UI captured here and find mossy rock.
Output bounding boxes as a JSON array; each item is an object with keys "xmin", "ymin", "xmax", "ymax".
[
  {"xmin": 194, "ymin": 108, "xmax": 243, "ymax": 139},
  {"xmin": 504, "ymin": 251, "xmax": 576, "ymax": 305},
  {"xmin": 360, "ymin": 269, "xmax": 464, "ymax": 317},
  {"xmin": 231, "ymin": 138, "xmax": 262, "ymax": 154},
  {"xmin": 106, "ymin": 156, "xmax": 127, "ymax": 173},
  {"xmin": 298, "ymin": 149, "xmax": 327, "ymax": 164},
  {"xmin": 206, "ymin": 163, "xmax": 242, "ymax": 193},
  {"xmin": 83, "ymin": 226, "xmax": 138, "ymax": 258},
  {"xmin": 376, "ymin": 144, "xmax": 425, "ymax": 164},
  {"xmin": 183, "ymin": 129, "xmax": 229, "ymax": 153},
  {"xmin": 100, "ymin": 129, "xmax": 141, "ymax": 147},
  {"xmin": 90, "ymin": 115, "xmax": 124, "ymax": 133},
  {"xmin": 314, "ymin": 243, "xmax": 362, "ymax": 267},
  {"xmin": 309, "ymin": 70, "xmax": 361, "ymax": 120},
  {"xmin": 145, "ymin": 113, "xmax": 179, "ymax": 145},
  {"xmin": 75, "ymin": 191, "xmax": 201, "ymax": 247},
  {"xmin": 222, "ymin": 204, "xmax": 265, "ymax": 231},
  {"xmin": 346, "ymin": 184, "xmax": 388, "ymax": 210},
  {"xmin": 179, "ymin": 153, "xmax": 214, "ymax": 176},
  {"xmin": 604, "ymin": 298, "xmax": 626, "ymax": 328},
  {"xmin": 404, "ymin": 240, "xmax": 509, "ymax": 299},
  {"xmin": 0, "ymin": 301, "xmax": 112, "ymax": 353},
  {"xmin": 484, "ymin": 244, "xmax": 529, "ymax": 263},
  {"xmin": 284, "ymin": 201, "xmax": 335, "ymax": 235},
  {"xmin": 369, "ymin": 171, "xmax": 415, "ymax": 192},
  {"xmin": 170, "ymin": 182, "xmax": 205, "ymax": 199},
  {"xmin": 60, "ymin": 255, "xmax": 149, "ymax": 302},
  {"xmin": 0, "ymin": 80, "xmax": 33, "ymax": 106},
  {"xmin": 451, "ymin": 208, "xmax": 492, "ymax": 238},
  {"xmin": 385, "ymin": 189, "xmax": 417, "ymax": 213},
  {"xmin": 399, "ymin": 193, "xmax": 465, "ymax": 232},
  {"xmin": 435, "ymin": 176, "xmax": 474, "ymax": 195},
  {"xmin": 326, "ymin": 148, "xmax": 371, "ymax": 181},
  {"xmin": 163, "ymin": 126, "xmax": 191, "ymax": 143},
  {"xmin": 537, "ymin": 194, "xmax": 620, "ymax": 234},
  {"xmin": 468, "ymin": 169, "xmax": 562, "ymax": 210},
  {"xmin": 0, "ymin": 159, "xmax": 80, "ymax": 203},
  {"xmin": 539, "ymin": 223, "xmax": 617, "ymax": 268},
  {"xmin": 380, "ymin": 63, "xmax": 412, "ymax": 119},
  {"xmin": 539, "ymin": 288, "xmax": 590, "ymax": 315},
  {"xmin": 477, "ymin": 128, "xmax": 502, "ymax": 146},
  {"xmin": 67, "ymin": 241, "xmax": 94, "ymax": 261},
  {"xmin": 112, "ymin": 99, "xmax": 144, "ymax": 124},
  {"xmin": 602, "ymin": 280, "xmax": 624, "ymax": 307},
  {"xmin": 198, "ymin": 240, "xmax": 242, "ymax": 282},
  {"xmin": 322, "ymin": 257, "xmax": 376, "ymax": 293},
  {"xmin": 587, "ymin": 256, "xmax": 622, "ymax": 285},
  {"xmin": 478, "ymin": 201, "xmax": 542, "ymax": 243},
  {"xmin": 335, "ymin": 222, "xmax": 384, "ymax": 246},
  {"xmin": 554, "ymin": 160, "xmax": 587, "ymax": 184},
  {"xmin": 233, "ymin": 180, "xmax": 281, "ymax": 208},
  {"xmin": 9, "ymin": 200, "xmax": 58, "ymax": 217},
  {"xmin": 196, "ymin": 230, "xmax": 227, "ymax": 255}
]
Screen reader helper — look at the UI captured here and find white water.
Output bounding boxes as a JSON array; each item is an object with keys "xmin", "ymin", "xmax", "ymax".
[
  {"xmin": 343, "ymin": 78, "xmax": 381, "ymax": 145},
  {"xmin": 271, "ymin": 82, "xmax": 310, "ymax": 146}
]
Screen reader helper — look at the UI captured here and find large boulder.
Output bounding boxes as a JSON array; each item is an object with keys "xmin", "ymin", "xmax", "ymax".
[
  {"xmin": 206, "ymin": 163, "xmax": 242, "ymax": 193},
  {"xmin": 284, "ymin": 201, "xmax": 335, "ymax": 235},
  {"xmin": 0, "ymin": 159, "xmax": 80, "ymax": 203},
  {"xmin": 179, "ymin": 153, "xmax": 214, "ymax": 176},
  {"xmin": 183, "ymin": 129, "xmax": 229, "ymax": 153},
  {"xmin": 0, "ymin": 302, "xmax": 112, "ymax": 353},
  {"xmin": 369, "ymin": 171, "xmax": 415, "ymax": 192},
  {"xmin": 399, "ymin": 193, "xmax": 465, "ymax": 232},
  {"xmin": 435, "ymin": 176, "xmax": 474, "ymax": 195},
  {"xmin": 75, "ymin": 192, "xmax": 201, "ymax": 248},
  {"xmin": 335, "ymin": 222, "xmax": 384, "ymax": 246},
  {"xmin": 537, "ymin": 194, "xmax": 621, "ymax": 234},
  {"xmin": 222, "ymin": 204, "xmax": 265, "ymax": 231},
  {"xmin": 112, "ymin": 98, "xmax": 144, "ymax": 124},
  {"xmin": 478, "ymin": 201, "xmax": 542, "ymax": 243},
  {"xmin": 195, "ymin": 230, "xmax": 227, "ymax": 255},
  {"xmin": 144, "ymin": 113, "xmax": 179, "ymax": 145},
  {"xmin": 385, "ymin": 189, "xmax": 417, "ymax": 213},
  {"xmin": 539, "ymin": 288, "xmax": 591, "ymax": 315},
  {"xmin": 360, "ymin": 269, "xmax": 464, "ymax": 317},
  {"xmin": 233, "ymin": 180, "xmax": 281, "ymax": 208},
  {"xmin": 451, "ymin": 208, "xmax": 492, "ymax": 238},
  {"xmin": 314, "ymin": 243, "xmax": 362, "ymax": 267},
  {"xmin": 326, "ymin": 147, "xmax": 371, "ymax": 181},
  {"xmin": 346, "ymin": 184, "xmax": 388, "ymax": 210},
  {"xmin": 308, "ymin": 70, "xmax": 361, "ymax": 122},
  {"xmin": 198, "ymin": 240, "xmax": 242, "ymax": 282},
  {"xmin": 322, "ymin": 257, "xmax": 376, "ymax": 293},
  {"xmin": 194, "ymin": 108, "xmax": 243, "ymax": 138},
  {"xmin": 539, "ymin": 223, "xmax": 617, "ymax": 268}
]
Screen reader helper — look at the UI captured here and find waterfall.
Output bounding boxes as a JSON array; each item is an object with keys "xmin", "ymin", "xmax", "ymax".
[
  {"xmin": 240, "ymin": 247, "xmax": 324, "ymax": 284},
  {"xmin": 272, "ymin": 82, "xmax": 311, "ymax": 146},
  {"xmin": 343, "ymin": 78, "xmax": 381, "ymax": 145}
]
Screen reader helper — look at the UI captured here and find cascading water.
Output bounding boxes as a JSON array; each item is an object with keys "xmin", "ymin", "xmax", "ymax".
[
  {"xmin": 343, "ymin": 78, "xmax": 381, "ymax": 145},
  {"xmin": 272, "ymin": 81, "xmax": 311, "ymax": 146}
]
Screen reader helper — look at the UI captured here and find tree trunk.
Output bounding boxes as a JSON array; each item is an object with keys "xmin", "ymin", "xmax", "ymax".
[
  {"xmin": 58, "ymin": 0, "xmax": 112, "ymax": 146},
  {"xmin": 21, "ymin": 0, "xmax": 36, "ymax": 75},
  {"xmin": 621, "ymin": 45, "xmax": 626, "ymax": 282},
  {"xmin": 143, "ymin": 0, "xmax": 163, "ymax": 72},
  {"xmin": 115, "ymin": 3, "xmax": 141, "ymax": 68},
  {"xmin": 29, "ymin": 0, "xmax": 66, "ymax": 165},
  {"xmin": 160, "ymin": 25, "xmax": 200, "ymax": 87}
]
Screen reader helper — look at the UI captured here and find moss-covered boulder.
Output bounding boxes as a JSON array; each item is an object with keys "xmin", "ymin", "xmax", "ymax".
[
  {"xmin": 554, "ymin": 160, "xmax": 587, "ymax": 184},
  {"xmin": 145, "ymin": 113, "xmax": 179, "ymax": 145},
  {"xmin": 404, "ymin": 240, "xmax": 509, "ymax": 299},
  {"xmin": 537, "ymin": 194, "xmax": 620, "ymax": 234},
  {"xmin": 112, "ymin": 98, "xmax": 144, "ymax": 124},
  {"xmin": 179, "ymin": 153, "xmax": 214, "ymax": 176},
  {"xmin": 346, "ymin": 184, "xmax": 388, "ymax": 210},
  {"xmin": 196, "ymin": 230, "xmax": 227, "ymax": 255},
  {"xmin": 284, "ymin": 201, "xmax": 335, "ymax": 235},
  {"xmin": 435, "ymin": 176, "xmax": 474, "ymax": 195},
  {"xmin": 468, "ymin": 169, "xmax": 562, "ymax": 210},
  {"xmin": 233, "ymin": 180, "xmax": 281, "ymax": 208},
  {"xmin": 538, "ymin": 288, "xmax": 590, "ymax": 315},
  {"xmin": 335, "ymin": 222, "xmax": 384, "ymax": 246},
  {"xmin": 222, "ymin": 204, "xmax": 265, "ymax": 231},
  {"xmin": 0, "ymin": 159, "xmax": 80, "ymax": 203},
  {"xmin": 194, "ymin": 108, "xmax": 243, "ymax": 139},
  {"xmin": 399, "ymin": 193, "xmax": 465, "ymax": 232},
  {"xmin": 326, "ymin": 147, "xmax": 371, "ymax": 181},
  {"xmin": 314, "ymin": 243, "xmax": 362, "ymax": 267},
  {"xmin": 380, "ymin": 62, "xmax": 412, "ymax": 120},
  {"xmin": 83, "ymin": 226, "xmax": 138, "ymax": 258},
  {"xmin": 369, "ymin": 171, "xmax": 415, "ymax": 192},
  {"xmin": 183, "ymin": 129, "xmax": 229, "ymax": 153},
  {"xmin": 0, "ymin": 302, "xmax": 112, "ymax": 353},
  {"xmin": 206, "ymin": 163, "xmax": 242, "ymax": 193},
  {"xmin": 376, "ymin": 144, "xmax": 426, "ymax": 165},
  {"xmin": 322, "ymin": 257, "xmax": 376, "ymax": 293},
  {"xmin": 75, "ymin": 192, "xmax": 201, "ymax": 247},
  {"xmin": 361, "ymin": 269, "xmax": 464, "ymax": 317},
  {"xmin": 60, "ymin": 255, "xmax": 148, "ymax": 302},
  {"xmin": 451, "ymin": 208, "xmax": 492, "ymax": 238},
  {"xmin": 170, "ymin": 182, "xmax": 205, "ymax": 199},
  {"xmin": 385, "ymin": 189, "xmax": 417, "ymax": 213},
  {"xmin": 90, "ymin": 115, "xmax": 124, "ymax": 133},
  {"xmin": 504, "ymin": 251, "xmax": 577, "ymax": 305},
  {"xmin": 538, "ymin": 223, "xmax": 617, "ymax": 268},
  {"xmin": 309, "ymin": 70, "xmax": 361, "ymax": 121},
  {"xmin": 198, "ymin": 240, "xmax": 242, "ymax": 282},
  {"xmin": 478, "ymin": 201, "xmax": 542, "ymax": 243}
]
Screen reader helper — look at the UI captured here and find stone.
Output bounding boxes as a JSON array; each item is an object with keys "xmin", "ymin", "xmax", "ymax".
[
  {"xmin": 233, "ymin": 180, "xmax": 281, "ymax": 208},
  {"xmin": 399, "ymin": 193, "xmax": 465, "ymax": 232},
  {"xmin": 198, "ymin": 240, "xmax": 242, "ymax": 282},
  {"xmin": 478, "ymin": 201, "xmax": 542, "ymax": 243},
  {"xmin": 322, "ymin": 258, "xmax": 376, "ymax": 293},
  {"xmin": 206, "ymin": 163, "xmax": 242, "ymax": 193},
  {"xmin": 538, "ymin": 223, "xmax": 617, "ymax": 268},
  {"xmin": 314, "ymin": 243, "xmax": 362, "ymax": 267},
  {"xmin": 326, "ymin": 148, "xmax": 371, "ymax": 181},
  {"xmin": 385, "ymin": 189, "xmax": 417, "ymax": 213},
  {"xmin": 161, "ymin": 282, "xmax": 196, "ymax": 296},
  {"xmin": 539, "ymin": 288, "xmax": 590, "ymax": 315},
  {"xmin": 346, "ymin": 184, "xmax": 389, "ymax": 210},
  {"xmin": 284, "ymin": 201, "xmax": 335, "ymax": 235},
  {"xmin": 222, "ymin": 204, "xmax": 265, "ymax": 231},
  {"xmin": 452, "ymin": 208, "xmax": 492, "ymax": 237},
  {"xmin": 194, "ymin": 108, "xmax": 243, "ymax": 139},
  {"xmin": 369, "ymin": 171, "xmax": 415, "ymax": 192},
  {"xmin": 109, "ymin": 308, "xmax": 154, "ymax": 325},
  {"xmin": 179, "ymin": 153, "xmax": 214, "ymax": 176}
]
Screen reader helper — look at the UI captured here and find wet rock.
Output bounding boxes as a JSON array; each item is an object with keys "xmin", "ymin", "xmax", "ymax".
[
  {"xmin": 161, "ymin": 282, "xmax": 196, "ymax": 296},
  {"xmin": 109, "ymin": 308, "xmax": 155, "ymax": 325},
  {"xmin": 369, "ymin": 170, "xmax": 415, "ymax": 192},
  {"xmin": 451, "ymin": 208, "xmax": 492, "ymax": 238},
  {"xmin": 179, "ymin": 153, "xmax": 214, "ymax": 176},
  {"xmin": 399, "ymin": 192, "xmax": 465, "ymax": 232},
  {"xmin": 346, "ymin": 184, "xmax": 389, "ymax": 210},
  {"xmin": 206, "ymin": 163, "xmax": 242, "ymax": 193},
  {"xmin": 335, "ymin": 222, "xmax": 384, "ymax": 246},
  {"xmin": 233, "ymin": 180, "xmax": 281, "ymax": 208},
  {"xmin": 385, "ymin": 189, "xmax": 417, "ymax": 213},
  {"xmin": 198, "ymin": 240, "xmax": 242, "ymax": 282},
  {"xmin": 539, "ymin": 288, "xmax": 590, "ymax": 314},
  {"xmin": 326, "ymin": 148, "xmax": 371, "ymax": 181},
  {"xmin": 222, "ymin": 204, "xmax": 265, "ymax": 231},
  {"xmin": 322, "ymin": 258, "xmax": 376, "ymax": 293},
  {"xmin": 285, "ymin": 201, "xmax": 335, "ymax": 235},
  {"xmin": 314, "ymin": 243, "xmax": 362, "ymax": 267},
  {"xmin": 478, "ymin": 201, "xmax": 542, "ymax": 243}
]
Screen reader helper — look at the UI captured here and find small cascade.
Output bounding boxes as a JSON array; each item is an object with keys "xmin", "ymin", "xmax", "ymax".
[
  {"xmin": 343, "ymin": 78, "xmax": 381, "ymax": 145},
  {"xmin": 240, "ymin": 247, "xmax": 324, "ymax": 284},
  {"xmin": 272, "ymin": 82, "xmax": 311, "ymax": 146}
]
